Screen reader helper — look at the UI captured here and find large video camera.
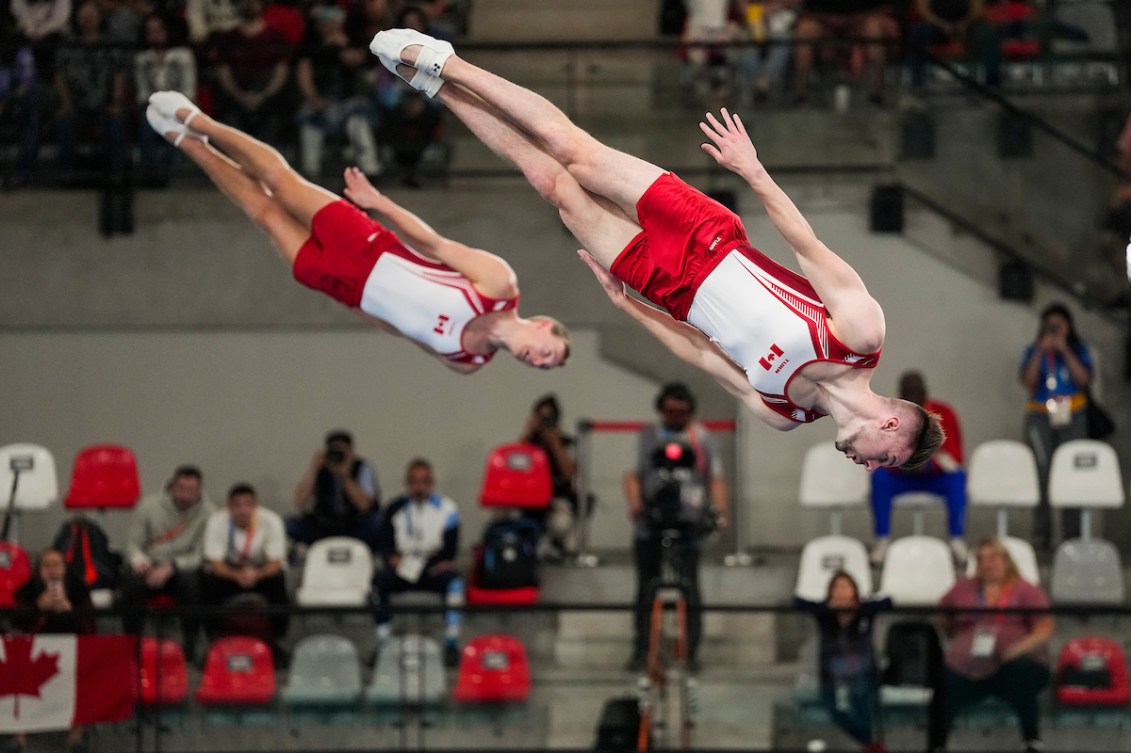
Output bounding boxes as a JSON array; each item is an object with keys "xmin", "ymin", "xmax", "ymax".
[{"xmin": 642, "ymin": 441, "xmax": 715, "ymax": 534}]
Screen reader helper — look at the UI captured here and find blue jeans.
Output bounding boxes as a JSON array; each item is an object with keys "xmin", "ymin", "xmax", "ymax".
[
  {"xmin": 820, "ymin": 678, "xmax": 878, "ymax": 745},
  {"xmin": 870, "ymin": 467, "xmax": 967, "ymax": 537}
]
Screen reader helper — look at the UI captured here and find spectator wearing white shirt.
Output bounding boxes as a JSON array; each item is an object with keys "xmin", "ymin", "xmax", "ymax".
[
  {"xmin": 10, "ymin": 0, "xmax": 71, "ymax": 78},
  {"xmin": 135, "ymin": 13, "xmax": 197, "ymax": 184},
  {"xmin": 201, "ymin": 482, "xmax": 290, "ymax": 646}
]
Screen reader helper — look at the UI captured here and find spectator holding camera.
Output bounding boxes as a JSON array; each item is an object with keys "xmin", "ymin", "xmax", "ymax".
[
  {"xmin": 1019, "ymin": 302, "xmax": 1094, "ymax": 548},
  {"xmin": 518, "ymin": 394, "xmax": 578, "ymax": 559},
  {"xmin": 623, "ymin": 382, "xmax": 729, "ymax": 672},
  {"xmin": 287, "ymin": 429, "xmax": 382, "ymax": 554}
]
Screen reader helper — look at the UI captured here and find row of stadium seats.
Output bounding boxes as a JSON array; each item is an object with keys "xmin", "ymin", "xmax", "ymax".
[
  {"xmin": 141, "ymin": 633, "xmax": 531, "ymax": 708},
  {"xmin": 0, "ymin": 441, "xmax": 558, "ymax": 609},
  {"xmin": 797, "ymin": 438, "xmax": 1127, "ymax": 605}
]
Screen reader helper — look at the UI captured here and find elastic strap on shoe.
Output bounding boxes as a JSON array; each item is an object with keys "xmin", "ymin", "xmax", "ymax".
[{"xmin": 409, "ymin": 68, "xmax": 444, "ymax": 98}]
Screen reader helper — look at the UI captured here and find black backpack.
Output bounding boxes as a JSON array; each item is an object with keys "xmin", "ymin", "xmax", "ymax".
[
  {"xmin": 52, "ymin": 518, "xmax": 123, "ymax": 590},
  {"xmin": 476, "ymin": 518, "xmax": 540, "ymax": 590}
]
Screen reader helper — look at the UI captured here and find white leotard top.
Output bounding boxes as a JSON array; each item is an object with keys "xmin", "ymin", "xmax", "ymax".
[
  {"xmin": 687, "ymin": 248, "xmax": 880, "ymax": 423},
  {"xmin": 359, "ymin": 247, "xmax": 517, "ymax": 366}
]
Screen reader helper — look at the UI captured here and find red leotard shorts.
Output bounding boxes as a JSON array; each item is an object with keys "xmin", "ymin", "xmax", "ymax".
[
  {"xmin": 292, "ymin": 199, "xmax": 400, "ymax": 308},
  {"xmin": 610, "ymin": 172, "xmax": 750, "ymax": 321}
]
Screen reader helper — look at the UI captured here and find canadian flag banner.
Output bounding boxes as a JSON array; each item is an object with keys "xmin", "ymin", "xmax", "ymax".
[{"xmin": 0, "ymin": 635, "xmax": 137, "ymax": 733}]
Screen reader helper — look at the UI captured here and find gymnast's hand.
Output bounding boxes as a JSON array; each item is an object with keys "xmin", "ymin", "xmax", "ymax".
[
  {"xmin": 343, "ymin": 166, "xmax": 384, "ymax": 210},
  {"xmin": 578, "ymin": 250, "xmax": 627, "ymax": 304},
  {"xmin": 699, "ymin": 108, "xmax": 763, "ymax": 180}
]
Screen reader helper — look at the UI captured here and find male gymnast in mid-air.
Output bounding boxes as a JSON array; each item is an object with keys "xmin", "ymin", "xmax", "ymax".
[
  {"xmin": 369, "ymin": 28, "xmax": 942, "ymax": 469},
  {"xmin": 145, "ymin": 92, "xmax": 569, "ymax": 374}
]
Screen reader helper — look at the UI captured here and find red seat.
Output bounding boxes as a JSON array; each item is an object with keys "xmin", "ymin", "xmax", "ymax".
[
  {"xmin": 64, "ymin": 444, "xmax": 141, "ymax": 510},
  {"xmin": 465, "ymin": 547, "xmax": 538, "ymax": 606},
  {"xmin": 452, "ymin": 635, "xmax": 531, "ymax": 704},
  {"xmin": 1002, "ymin": 39, "xmax": 1041, "ymax": 59},
  {"xmin": 194, "ymin": 636, "xmax": 276, "ymax": 705},
  {"xmin": 1055, "ymin": 637, "xmax": 1130, "ymax": 707},
  {"xmin": 139, "ymin": 637, "xmax": 189, "ymax": 705},
  {"xmin": 478, "ymin": 443, "xmax": 552, "ymax": 509},
  {"xmin": 0, "ymin": 543, "xmax": 31, "ymax": 608}
]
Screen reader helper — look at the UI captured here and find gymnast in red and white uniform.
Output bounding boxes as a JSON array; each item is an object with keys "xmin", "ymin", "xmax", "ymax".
[
  {"xmin": 371, "ymin": 28, "xmax": 940, "ymax": 467},
  {"xmin": 144, "ymin": 91, "xmax": 568, "ymax": 375}
]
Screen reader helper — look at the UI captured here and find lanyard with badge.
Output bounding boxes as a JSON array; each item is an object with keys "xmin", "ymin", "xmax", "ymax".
[
  {"xmin": 397, "ymin": 498, "xmax": 429, "ymax": 583},
  {"xmin": 970, "ymin": 582, "xmax": 1014, "ymax": 659},
  {"xmin": 1043, "ymin": 353, "xmax": 1073, "ymax": 428},
  {"xmin": 227, "ymin": 513, "xmax": 256, "ymax": 566}
]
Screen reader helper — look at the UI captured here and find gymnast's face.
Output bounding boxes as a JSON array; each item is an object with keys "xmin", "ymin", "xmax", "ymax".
[
  {"xmin": 835, "ymin": 425, "xmax": 910, "ymax": 472},
  {"xmin": 515, "ymin": 323, "xmax": 568, "ymax": 370}
]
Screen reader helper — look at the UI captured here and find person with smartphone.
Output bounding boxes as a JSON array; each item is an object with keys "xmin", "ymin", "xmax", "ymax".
[{"xmin": 13, "ymin": 549, "xmax": 95, "ymax": 752}]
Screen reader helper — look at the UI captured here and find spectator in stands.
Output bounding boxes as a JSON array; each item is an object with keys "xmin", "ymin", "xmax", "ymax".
[
  {"xmin": 200, "ymin": 483, "xmax": 290, "ymax": 655},
  {"xmin": 791, "ymin": 0, "xmax": 898, "ymax": 106},
  {"xmin": 624, "ymin": 382, "xmax": 729, "ymax": 673},
  {"xmin": 12, "ymin": 549, "xmax": 94, "ymax": 753},
  {"xmin": 795, "ymin": 571, "xmax": 891, "ymax": 753},
  {"xmin": 99, "ymin": 0, "xmax": 151, "ymax": 44},
  {"xmin": 0, "ymin": 27, "xmax": 43, "ymax": 188},
  {"xmin": 935, "ymin": 537, "xmax": 1053, "ymax": 753},
  {"xmin": 907, "ymin": 0, "xmax": 1002, "ymax": 97},
  {"xmin": 121, "ymin": 464, "xmax": 216, "ymax": 663},
  {"xmin": 53, "ymin": 0, "xmax": 130, "ymax": 183},
  {"xmin": 518, "ymin": 393, "xmax": 579, "ymax": 559},
  {"xmin": 371, "ymin": 458, "xmax": 463, "ymax": 668},
  {"xmin": 1019, "ymin": 302, "xmax": 1093, "ymax": 549},
  {"xmin": 380, "ymin": 87, "xmax": 443, "ymax": 187},
  {"xmin": 418, "ymin": 0, "xmax": 457, "ymax": 41},
  {"xmin": 295, "ymin": 1, "xmax": 381, "ymax": 178},
  {"xmin": 345, "ymin": 0, "xmax": 396, "ymax": 49},
  {"xmin": 135, "ymin": 12, "xmax": 196, "ymax": 185},
  {"xmin": 680, "ymin": 0, "xmax": 741, "ymax": 103},
  {"xmin": 736, "ymin": 0, "xmax": 799, "ymax": 103},
  {"xmin": 869, "ymin": 370, "xmax": 967, "ymax": 566},
  {"xmin": 212, "ymin": 0, "xmax": 294, "ymax": 142},
  {"xmin": 10, "ymin": 0, "xmax": 71, "ymax": 80},
  {"xmin": 185, "ymin": 0, "xmax": 239, "ymax": 45},
  {"xmin": 376, "ymin": 5, "xmax": 445, "ymax": 187},
  {"xmin": 287, "ymin": 429, "xmax": 382, "ymax": 554}
]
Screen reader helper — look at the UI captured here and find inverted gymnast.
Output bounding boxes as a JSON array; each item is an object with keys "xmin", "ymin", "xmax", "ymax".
[
  {"xmin": 145, "ymin": 92, "xmax": 569, "ymax": 374},
  {"xmin": 370, "ymin": 29, "xmax": 942, "ymax": 470}
]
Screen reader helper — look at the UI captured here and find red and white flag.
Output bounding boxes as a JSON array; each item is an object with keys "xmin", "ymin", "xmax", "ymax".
[{"xmin": 0, "ymin": 635, "xmax": 137, "ymax": 732}]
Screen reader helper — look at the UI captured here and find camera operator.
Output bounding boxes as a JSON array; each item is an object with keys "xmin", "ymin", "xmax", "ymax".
[
  {"xmin": 518, "ymin": 394, "xmax": 579, "ymax": 559},
  {"xmin": 286, "ymin": 429, "xmax": 383, "ymax": 555},
  {"xmin": 623, "ymin": 382, "xmax": 729, "ymax": 673}
]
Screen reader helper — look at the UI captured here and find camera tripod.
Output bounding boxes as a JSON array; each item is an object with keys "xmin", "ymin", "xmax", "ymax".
[{"xmin": 637, "ymin": 527, "xmax": 698, "ymax": 751}]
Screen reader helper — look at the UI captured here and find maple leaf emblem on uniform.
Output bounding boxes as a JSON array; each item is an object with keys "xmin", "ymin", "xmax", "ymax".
[{"xmin": 0, "ymin": 636, "xmax": 60, "ymax": 717}]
